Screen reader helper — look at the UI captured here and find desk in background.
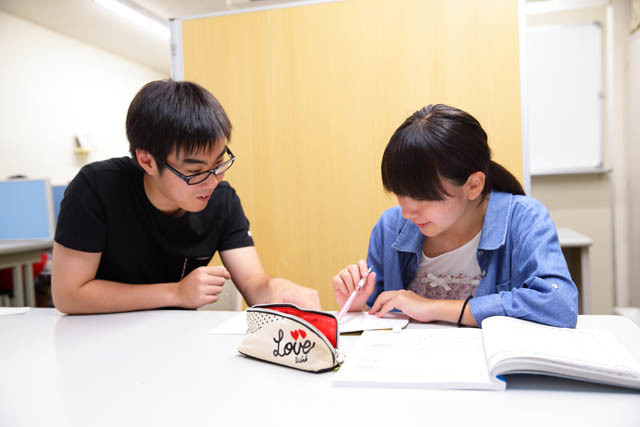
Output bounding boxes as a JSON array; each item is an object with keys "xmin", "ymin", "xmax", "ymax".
[
  {"xmin": 0, "ymin": 179, "xmax": 56, "ymax": 307},
  {"xmin": 0, "ymin": 240, "xmax": 52, "ymax": 307},
  {"xmin": 0, "ymin": 309, "xmax": 638, "ymax": 427},
  {"xmin": 557, "ymin": 227, "xmax": 593, "ymax": 314}
]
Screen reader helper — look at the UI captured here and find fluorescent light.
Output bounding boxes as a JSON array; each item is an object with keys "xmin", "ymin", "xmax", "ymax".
[{"xmin": 94, "ymin": 0, "xmax": 170, "ymax": 40}]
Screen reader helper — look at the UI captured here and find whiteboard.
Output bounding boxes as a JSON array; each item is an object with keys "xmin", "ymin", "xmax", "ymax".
[{"xmin": 526, "ymin": 23, "xmax": 603, "ymax": 174}]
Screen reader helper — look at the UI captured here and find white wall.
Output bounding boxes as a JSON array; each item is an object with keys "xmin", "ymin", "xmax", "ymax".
[
  {"xmin": 527, "ymin": 5, "xmax": 619, "ymax": 314},
  {"xmin": 0, "ymin": 10, "xmax": 168, "ymax": 185},
  {"xmin": 627, "ymin": 26, "xmax": 640, "ymax": 306}
]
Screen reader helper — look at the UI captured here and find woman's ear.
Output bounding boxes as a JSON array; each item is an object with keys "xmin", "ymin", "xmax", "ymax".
[
  {"xmin": 466, "ymin": 171, "xmax": 486, "ymax": 200},
  {"xmin": 136, "ymin": 149, "xmax": 157, "ymax": 176}
]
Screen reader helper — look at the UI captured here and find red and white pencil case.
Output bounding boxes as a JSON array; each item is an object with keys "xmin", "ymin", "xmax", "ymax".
[{"xmin": 237, "ymin": 304, "xmax": 344, "ymax": 373}]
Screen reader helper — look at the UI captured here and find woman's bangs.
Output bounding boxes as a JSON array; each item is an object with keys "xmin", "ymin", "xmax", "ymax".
[{"xmin": 381, "ymin": 130, "xmax": 449, "ymax": 201}]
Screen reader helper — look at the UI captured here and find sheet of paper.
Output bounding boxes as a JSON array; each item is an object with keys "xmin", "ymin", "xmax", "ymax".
[
  {"xmin": 207, "ymin": 311, "xmax": 409, "ymax": 335},
  {"xmin": 207, "ymin": 312, "xmax": 247, "ymax": 334},
  {"xmin": 338, "ymin": 311, "xmax": 409, "ymax": 333},
  {"xmin": 0, "ymin": 307, "xmax": 31, "ymax": 315}
]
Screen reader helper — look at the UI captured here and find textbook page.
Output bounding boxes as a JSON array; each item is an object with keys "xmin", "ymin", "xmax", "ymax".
[
  {"xmin": 481, "ymin": 316, "xmax": 640, "ymax": 389},
  {"xmin": 333, "ymin": 329, "xmax": 505, "ymax": 390}
]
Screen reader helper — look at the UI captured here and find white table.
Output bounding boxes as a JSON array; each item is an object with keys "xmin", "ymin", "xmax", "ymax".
[
  {"xmin": 615, "ymin": 306, "xmax": 640, "ymax": 326},
  {"xmin": 1, "ymin": 309, "xmax": 638, "ymax": 427},
  {"xmin": 557, "ymin": 228, "xmax": 593, "ymax": 314},
  {"xmin": 0, "ymin": 239, "xmax": 52, "ymax": 307}
]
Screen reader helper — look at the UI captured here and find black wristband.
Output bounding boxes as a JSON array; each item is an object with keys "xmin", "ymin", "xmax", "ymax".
[{"xmin": 457, "ymin": 295, "xmax": 473, "ymax": 327}]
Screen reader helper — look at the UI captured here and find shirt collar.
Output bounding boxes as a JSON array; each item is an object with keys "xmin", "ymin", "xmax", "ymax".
[
  {"xmin": 390, "ymin": 191, "xmax": 513, "ymax": 254},
  {"xmin": 478, "ymin": 191, "xmax": 513, "ymax": 250},
  {"xmin": 391, "ymin": 218, "xmax": 424, "ymax": 254}
]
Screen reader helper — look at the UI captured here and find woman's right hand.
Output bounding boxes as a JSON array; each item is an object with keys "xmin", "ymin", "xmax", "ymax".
[{"xmin": 332, "ymin": 259, "xmax": 376, "ymax": 312}]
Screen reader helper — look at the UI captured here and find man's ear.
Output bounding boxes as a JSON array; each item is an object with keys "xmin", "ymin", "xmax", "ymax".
[
  {"xmin": 136, "ymin": 149, "xmax": 157, "ymax": 176},
  {"xmin": 466, "ymin": 171, "xmax": 486, "ymax": 201}
]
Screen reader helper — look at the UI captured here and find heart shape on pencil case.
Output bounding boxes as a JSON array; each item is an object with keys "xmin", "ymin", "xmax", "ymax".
[
  {"xmin": 289, "ymin": 329, "xmax": 307, "ymax": 340},
  {"xmin": 237, "ymin": 304, "xmax": 344, "ymax": 373}
]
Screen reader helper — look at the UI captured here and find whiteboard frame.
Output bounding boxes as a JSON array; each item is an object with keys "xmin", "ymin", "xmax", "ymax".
[{"xmin": 169, "ymin": 18, "xmax": 184, "ymax": 81}]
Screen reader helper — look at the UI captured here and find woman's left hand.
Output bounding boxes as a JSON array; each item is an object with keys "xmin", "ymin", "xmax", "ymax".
[{"xmin": 368, "ymin": 290, "xmax": 436, "ymax": 322}]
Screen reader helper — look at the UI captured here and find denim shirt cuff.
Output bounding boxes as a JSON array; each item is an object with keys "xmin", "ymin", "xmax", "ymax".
[{"xmin": 468, "ymin": 295, "xmax": 506, "ymax": 327}]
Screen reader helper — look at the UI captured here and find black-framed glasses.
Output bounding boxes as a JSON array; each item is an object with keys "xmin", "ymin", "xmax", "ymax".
[{"xmin": 164, "ymin": 147, "xmax": 236, "ymax": 185}]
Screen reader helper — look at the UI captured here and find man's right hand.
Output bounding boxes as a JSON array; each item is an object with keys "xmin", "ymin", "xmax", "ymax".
[{"xmin": 173, "ymin": 266, "xmax": 230, "ymax": 309}]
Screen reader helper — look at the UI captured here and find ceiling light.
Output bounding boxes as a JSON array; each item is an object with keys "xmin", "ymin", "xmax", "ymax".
[{"xmin": 94, "ymin": 0, "xmax": 170, "ymax": 40}]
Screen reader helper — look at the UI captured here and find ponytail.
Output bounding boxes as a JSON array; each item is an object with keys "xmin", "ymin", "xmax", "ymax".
[{"xmin": 486, "ymin": 161, "xmax": 524, "ymax": 196}]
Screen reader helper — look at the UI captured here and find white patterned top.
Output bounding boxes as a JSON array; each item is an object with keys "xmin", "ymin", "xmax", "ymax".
[{"xmin": 408, "ymin": 231, "xmax": 482, "ymax": 300}]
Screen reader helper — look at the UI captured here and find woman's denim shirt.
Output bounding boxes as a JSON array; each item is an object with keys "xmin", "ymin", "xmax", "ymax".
[{"xmin": 366, "ymin": 191, "xmax": 578, "ymax": 328}]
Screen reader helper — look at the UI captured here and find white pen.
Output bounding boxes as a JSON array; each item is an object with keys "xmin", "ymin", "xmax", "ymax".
[{"xmin": 337, "ymin": 266, "xmax": 373, "ymax": 322}]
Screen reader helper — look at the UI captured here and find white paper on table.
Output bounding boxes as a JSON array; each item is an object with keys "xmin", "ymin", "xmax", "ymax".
[
  {"xmin": 207, "ymin": 312, "xmax": 247, "ymax": 334},
  {"xmin": 338, "ymin": 311, "xmax": 409, "ymax": 333},
  {"xmin": 0, "ymin": 307, "xmax": 31, "ymax": 315},
  {"xmin": 206, "ymin": 310, "xmax": 410, "ymax": 335}
]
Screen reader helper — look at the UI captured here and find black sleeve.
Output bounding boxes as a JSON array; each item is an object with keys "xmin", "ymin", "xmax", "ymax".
[
  {"xmin": 54, "ymin": 170, "xmax": 106, "ymax": 253},
  {"xmin": 218, "ymin": 186, "xmax": 254, "ymax": 252}
]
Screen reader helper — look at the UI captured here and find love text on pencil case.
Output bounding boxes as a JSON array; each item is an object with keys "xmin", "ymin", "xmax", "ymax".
[{"xmin": 272, "ymin": 329, "xmax": 316, "ymax": 363}]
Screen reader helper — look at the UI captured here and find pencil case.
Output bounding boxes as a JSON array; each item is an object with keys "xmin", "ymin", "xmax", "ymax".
[{"xmin": 237, "ymin": 303, "xmax": 344, "ymax": 373}]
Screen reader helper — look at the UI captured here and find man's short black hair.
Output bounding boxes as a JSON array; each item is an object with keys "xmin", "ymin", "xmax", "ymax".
[{"xmin": 126, "ymin": 79, "xmax": 232, "ymax": 171}]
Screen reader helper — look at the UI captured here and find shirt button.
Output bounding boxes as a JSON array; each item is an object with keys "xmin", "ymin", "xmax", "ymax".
[
  {"xmin": 481, "ymin": 270, "xmax": 487, "ymax": 277},
  {"xmin": 478, "ymin": 250, "xmax": 484, "ymax": 256}
]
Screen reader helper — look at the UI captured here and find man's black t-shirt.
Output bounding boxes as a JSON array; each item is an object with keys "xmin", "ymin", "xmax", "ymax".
[{"xmin": 55, "ymin": 157, "xmax": 254, "ymax": 284}]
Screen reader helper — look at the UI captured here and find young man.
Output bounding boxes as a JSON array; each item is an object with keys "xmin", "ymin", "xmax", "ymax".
[{"xmin": 52, "ymin": 79, "xmax": 320, "ymax": 314}]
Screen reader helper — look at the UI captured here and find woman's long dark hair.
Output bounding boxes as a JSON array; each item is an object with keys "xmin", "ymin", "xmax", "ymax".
[{"xmin": 381, "ymin": 104, "xmax": 524, "ymax": 200}]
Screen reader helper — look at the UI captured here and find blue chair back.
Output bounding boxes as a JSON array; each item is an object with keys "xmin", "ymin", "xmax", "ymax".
[{"xmin": 0, "ymin": 179, "xmax": 55, "ymax": 240}]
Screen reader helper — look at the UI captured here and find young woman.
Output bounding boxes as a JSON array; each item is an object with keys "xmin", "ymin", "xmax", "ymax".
[{"xmin": 332, "ymin": 104, "xmax": 577, "ymax": 328}]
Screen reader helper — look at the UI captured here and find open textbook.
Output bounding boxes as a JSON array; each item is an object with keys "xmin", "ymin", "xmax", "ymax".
[{"xmin": 333, "ymin": 316, "xmax": 640, "ymax": 391}]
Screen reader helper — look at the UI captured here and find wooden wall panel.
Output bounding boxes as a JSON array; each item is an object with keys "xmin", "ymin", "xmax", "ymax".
[{"xmin": 182, "ymin": 0, "xmax": 522, "ymax": 309}]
